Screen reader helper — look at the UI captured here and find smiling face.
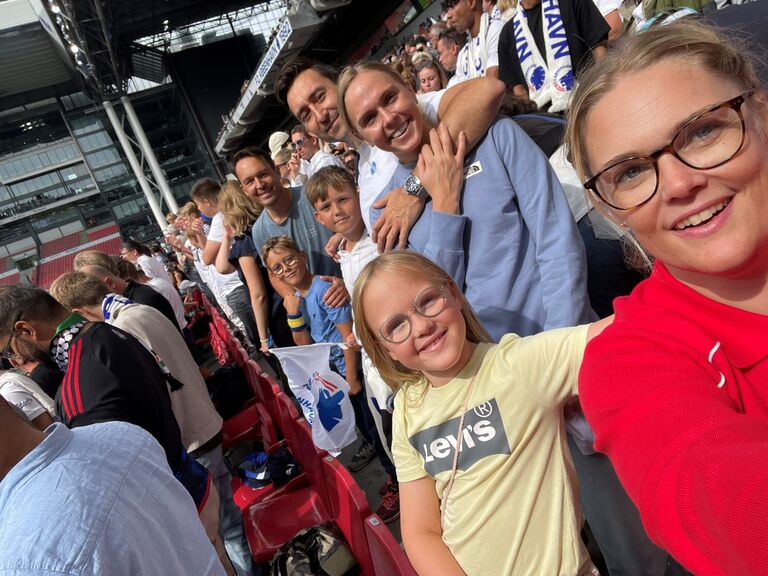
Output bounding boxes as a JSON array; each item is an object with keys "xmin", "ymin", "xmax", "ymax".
[
  {"xmin": 264, "ymin": 246, "xmax": 308, "ymax": 288},
  {"xmin": 361, "ymin": 270, "xmax": 473, "ymax": 386},
  {"xmin": 343, "ymin": 70, "xmax": 426, "ymax": 164},
  {"xmin": 234, "ymin": 155, "xmax": 283, "ymax": 207},
  {"xmin": 286, "ymin": 69, "xmax": 345, "ymax": 142},
  {"xmin": 418, "ymin": 67, "xmax": 441, "ymax": 93},
  {"xmin": 313, "ymin": 184, "xmax": 363, "ymax": 238},
  {"xmin": 585, "ymin": 61, "xmax": 768, "ymax": 283}
]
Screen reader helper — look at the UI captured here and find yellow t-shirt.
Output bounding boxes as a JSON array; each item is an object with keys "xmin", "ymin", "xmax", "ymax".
[{"xmin": 392, "ymin": 326, "xmax": 591, "ymax": 576}]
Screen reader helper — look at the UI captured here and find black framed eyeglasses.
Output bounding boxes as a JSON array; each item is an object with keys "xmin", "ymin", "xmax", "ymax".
[
  {"xmin": 1, "ymin": 311, "xmax": 23, "ymax": 361},
  {"xmin": 583, "ymin": 89, "xmax": 756, "ymax": 212},
  {"xmin": 379, "ymin": 285, "xmax": 448, "ymax": 344}
]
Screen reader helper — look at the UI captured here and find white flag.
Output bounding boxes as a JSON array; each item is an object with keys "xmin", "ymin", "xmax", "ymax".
[{"xmin": 270, "ymin": 343, "xmax": 357, "ymax": 453}]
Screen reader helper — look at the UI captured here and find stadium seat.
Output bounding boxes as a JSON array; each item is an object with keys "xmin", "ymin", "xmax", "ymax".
[
  {"xmin": 364, "ymin": 515, "xmax": 417, "ymax": 576},
  {"xmin": 273, "ymin": 391, "xmax": 301, "ymax": 440},
  {"xmin": 321, "ymin": 455, "xmax": 375, "ymax": 575},
  {"xmin": 243, "ymin": 413, "xmax": 331, "ymax": 563}
]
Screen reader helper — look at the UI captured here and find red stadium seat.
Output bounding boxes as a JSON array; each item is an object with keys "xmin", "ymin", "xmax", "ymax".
[
  {"xmin": 273, "ymin": 391, "xmax": 301, "ymax": 440},
  {"xmin": 364, "ymin": 515, "xmax": 417, "ymax": 576},
  {"xmin": 243, "ymin": 413, "xmax": 331, "ymax": 562},
  {"xmin": 321, "ymin": 455, "xmax": 375, "ymax": 575}
]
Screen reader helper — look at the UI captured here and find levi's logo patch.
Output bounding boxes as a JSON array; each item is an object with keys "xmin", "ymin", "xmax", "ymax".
[
  {"xmin": 463, "ymin": 161, "xmax": 483, "ymax": 180},
  {"xmin": 409, "ymin": 398, "xmax": 510, "ymax": 476}
]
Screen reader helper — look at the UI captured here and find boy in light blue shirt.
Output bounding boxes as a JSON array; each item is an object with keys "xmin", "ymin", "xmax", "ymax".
[{"xmin": 261, "ymin": 235, "xmax": 358, "ymax": 390}]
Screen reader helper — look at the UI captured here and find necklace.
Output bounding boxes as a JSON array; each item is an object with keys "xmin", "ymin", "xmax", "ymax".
[
  {"xmin": 439, "ymin": 368, "xmax": 481, "ymax": 526},
  {"xmin": 49, "ymin": 313, "xmax": 87, "ymax": 372}
]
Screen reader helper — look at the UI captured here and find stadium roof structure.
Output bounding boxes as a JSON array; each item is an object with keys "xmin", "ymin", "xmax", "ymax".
[{"xmin": 3, "ymin": 0, "xmax": 424, "ymax": 155}]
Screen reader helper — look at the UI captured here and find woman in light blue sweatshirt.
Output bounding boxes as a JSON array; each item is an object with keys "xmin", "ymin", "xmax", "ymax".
[{"xmin": 337, "ymin": 61, "xmax": 592, "ymax": 341}]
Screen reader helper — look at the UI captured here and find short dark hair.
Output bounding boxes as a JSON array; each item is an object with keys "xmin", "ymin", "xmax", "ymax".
[
  {"xmin": 189, "ymin": 178, "xmax": 221, "ymax": 202},
  {"xmin": 438, "ymin": 28, "xmax": 466, "ymax": 48},
  {"xmin": 274, "ymin": 57, "xmax": 339, "ymax": 108},
  {"xmin": 231, "ymin": 146, "xmax": 275, "ymax": 172},
  {"xmin": 116, "ymin": 259, "xmax": 140, "ymax": 281},
  {"xmin": 290, "ymin": 124, "xmax": 309, "ymax": 137},
  {"xmin": 0, "ymin": 286, "xmax": 66, "ymax": 337},
  {"xmin": 122, "ymin": 238, "xmax": 150, "ymax": 256}
]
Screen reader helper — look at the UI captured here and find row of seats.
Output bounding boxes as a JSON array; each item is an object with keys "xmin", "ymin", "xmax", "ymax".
[
  {"xmin": 34, "ymin": 236, "xmax": 122, "ymax": 288},
  {"xmin": 206, "ymin": 304, "xmax": 416, "ymax": 576},
  {"xmin": 40, "ymin": 231, "xmax": 86, "ymax": 258},
  {"xmin": 87, "ymin": 223, "xmax": 120, "ymax": 241},
  {"xmin": 0, "ymin": 272, "xmax": 20, "ymax": 286}
]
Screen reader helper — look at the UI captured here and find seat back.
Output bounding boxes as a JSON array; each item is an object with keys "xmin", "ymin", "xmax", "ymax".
[
  {"xmin": 258, "ymin": 373, "xmax": 282, "ymax": 422},
  {"xmin": 364, "ymin": 515, "xmax": 417, "ymax": 576},
  {"xmin": 278, "ymin": 401, "xmax": 327, "ymax": 503},
  {"xmin": 254, "ymin": 402, "xmax": 279, "ymax": 449},
  {"xmin": 244, "ymin": 359, "xmax": 262, "ymax": 399},
  {"xmin": 321, "ymin": 455, "xmax": 375, "ymax": 575},
  {"xmin": 222, "ymin": 400, "xmax": 260, "ymax": 450}
]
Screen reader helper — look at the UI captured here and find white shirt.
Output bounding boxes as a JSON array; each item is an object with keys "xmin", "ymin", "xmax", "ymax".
[
  {"xmin": 147, "ymin": 277, "xmax": 188, "ymax": 330},
  {"xmin": 308, "ymin": 149, "xmax": 345, "ymax": 178},
  {"xmin": 207, "ymin": 212, "xmax": 226, "ymax": 243},
  {"xmin": 451, "ymin": 16, "xmax": 503, "ymax": 85},
  {"xmin": 593, "ymin": 0, "xmax": 621, "ymax": 16},
  {"xmin": 356, "ymin": 89, "xmax": 444, "ymax": 232},
  {"xmin": 137, "ymin": 254, "xmax": 172, "ymax": 284},
  {"xmin": 338, "ymin": 233, "xmax": 380, "ymax": 300},
  {"xmin": 0, "ymin": 370, "xmax": 56, "ymax": 421}
]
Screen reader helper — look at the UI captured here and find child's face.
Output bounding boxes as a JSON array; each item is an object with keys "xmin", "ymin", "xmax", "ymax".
[
  {"xmin": 362, "ymin": 269, "xmax": 469, "ymax": 383},
  {"xmin": 313, "ymin": 185, "xmax": 363, "ymax": 237},
  {"xmin": 265, "ymin": 247, "xmax": 308, "ymax": 286}
]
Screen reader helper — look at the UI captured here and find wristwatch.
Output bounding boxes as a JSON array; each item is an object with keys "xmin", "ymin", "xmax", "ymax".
[{"xmin": 404, "ymin": 173, "xmax": 427, "ymax": 199}]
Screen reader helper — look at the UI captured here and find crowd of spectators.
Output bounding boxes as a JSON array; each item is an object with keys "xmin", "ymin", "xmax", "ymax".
[{"xmin": 1, "ymin": 0, "xmax": 766, "ymax": 574}]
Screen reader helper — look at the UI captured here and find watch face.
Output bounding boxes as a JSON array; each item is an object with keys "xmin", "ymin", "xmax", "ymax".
[{"xmin": 405, "ymin": 175, "xmax": 422, "ymax": 195}]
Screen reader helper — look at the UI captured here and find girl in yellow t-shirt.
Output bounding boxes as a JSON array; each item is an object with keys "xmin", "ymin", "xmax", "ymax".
[{"xmin": 352, "ymin": 251, "xmax": 607, "ymax": 576}]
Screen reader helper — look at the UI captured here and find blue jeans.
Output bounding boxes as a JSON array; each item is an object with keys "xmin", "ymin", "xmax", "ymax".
[{"xmin": 196, "ymin": 444, "xmax": 253, "ymax": 576}]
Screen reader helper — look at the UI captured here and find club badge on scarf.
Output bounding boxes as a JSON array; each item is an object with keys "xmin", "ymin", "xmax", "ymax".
[{"xmin": 270, "ymin": 343, "xmax": 357, "ymax": 453}]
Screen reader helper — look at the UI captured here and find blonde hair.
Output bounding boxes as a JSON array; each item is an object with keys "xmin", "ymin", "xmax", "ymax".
[
  {"xmin": 337, "ymin": 61, "xmax": 418, "ymax": 139},
  {"xmin": 565, "ymin": 20, "xmax": 762, "ymax": 272},
  {"xmin": 178, "ymin": 201, "xmax": 200, "ymax": 218},
  {"xmin": 304, "ymin": 165, "xmax": 357, "ymax": 207},
  {"xmin": 261, "ymin": 235, "xmax": 301, "ymax": 263},
  {"xmin": 352, "ymin": 252, "xmax": 491, "ymax": 396},
  {"xmin": 567, "ymin": 20, "xmax": 761, "ymax": 190},
  {"xmin": 73, "ymin": 250, "xmax": 118, "ymax": 275},
  {"xmin": 219, "ymin": 180, "xmax": 262, "ymax": 236},
  {"xmin": 50, "ymin": 271, "xmax": 110, "ymax": 310}
]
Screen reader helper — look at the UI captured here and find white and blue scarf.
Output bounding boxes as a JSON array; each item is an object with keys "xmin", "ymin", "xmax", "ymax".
[
  {"xmin": 512, "ymin": 0, "xmax": 574, "ymax": 113},
  {"xmin": 460, "ymin": 12, "xmax": 491, "ymax": 80},
  {"xmin": 101, "ymin": 293, "xmax": 134, "ymax": 322}
]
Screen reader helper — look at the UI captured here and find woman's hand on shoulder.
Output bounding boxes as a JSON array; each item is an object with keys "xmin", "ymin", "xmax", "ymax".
[{"xmin": 417, "ymin": 124, "xmax": 467, "ymax": 214}]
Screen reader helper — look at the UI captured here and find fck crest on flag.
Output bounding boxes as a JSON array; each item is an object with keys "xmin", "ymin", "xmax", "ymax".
[{"xmin": 270, "ymin": 343, "xmax": 357, "ymax": 453}]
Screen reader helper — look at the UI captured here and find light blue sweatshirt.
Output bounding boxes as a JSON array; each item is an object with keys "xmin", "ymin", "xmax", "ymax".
[{"xmin": 370, "ymin": 117, "xmax": 593, "ymax": 341}]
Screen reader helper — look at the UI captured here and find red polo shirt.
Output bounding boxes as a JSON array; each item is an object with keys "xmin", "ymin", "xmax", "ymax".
[{"xmin": 580, "ymin": 261, "xmax": 768, "ymax": 575}]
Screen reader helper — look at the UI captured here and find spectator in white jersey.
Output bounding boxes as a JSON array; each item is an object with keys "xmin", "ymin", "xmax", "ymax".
[
  {"xmin": 442, "ymin": 0, "xmax": 504, "ymax": 86},
  {"xmin": 290, "ymin": 124, "xmax": 344, "ymax": 178},
  {"xmin": 121, "ymin": 238, "xmax": 173, "ymax": 284}
]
